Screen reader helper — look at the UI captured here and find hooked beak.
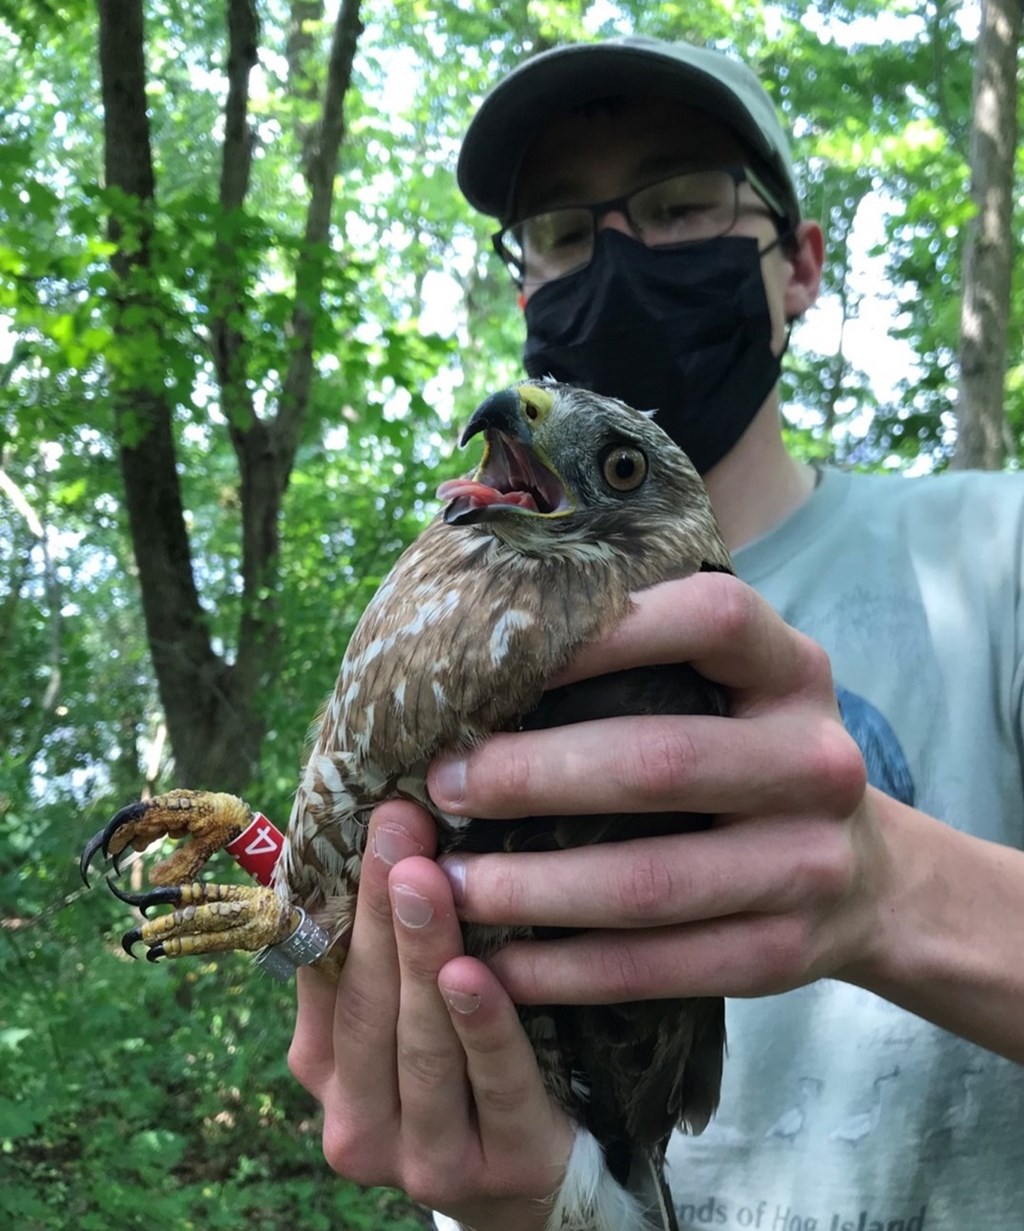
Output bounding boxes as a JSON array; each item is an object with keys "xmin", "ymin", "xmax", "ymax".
[{"xmin": 437, "ymin": 388, "xmax": 573, "ymax": 526}]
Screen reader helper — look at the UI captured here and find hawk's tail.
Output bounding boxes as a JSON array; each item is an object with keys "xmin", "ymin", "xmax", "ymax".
[{"xmin": 546, "ymin": 1126, "xmax": 678, "ymax": 1231}]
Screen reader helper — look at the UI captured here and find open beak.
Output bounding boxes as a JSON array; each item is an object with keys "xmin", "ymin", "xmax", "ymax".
[{"xmin": 437, "ymin": 388, "xmax": 572, "ymax": 525}]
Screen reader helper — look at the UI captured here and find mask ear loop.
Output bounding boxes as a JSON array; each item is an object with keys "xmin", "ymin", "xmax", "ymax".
[
  {"xmin": 758, "ymin": 226, "xmax": 796, "ymax": 260},
  {"xmin": 779, "ymin": 319, "xmax": 795, "ymax": 358},
  {"xmin": 761, "ymin": 225, "xmax": 801, "ymax": 356}
]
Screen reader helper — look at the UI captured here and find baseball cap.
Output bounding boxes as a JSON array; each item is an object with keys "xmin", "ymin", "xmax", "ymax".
[{"xmin": 457, "ymin": 35, "xmax": 801, "ymax": 231}]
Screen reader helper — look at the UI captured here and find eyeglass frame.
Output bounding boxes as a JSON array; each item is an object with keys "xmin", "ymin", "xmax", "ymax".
[{"xmin": 491, "ymin": 163, "xmax": 791, "ymax": 288}]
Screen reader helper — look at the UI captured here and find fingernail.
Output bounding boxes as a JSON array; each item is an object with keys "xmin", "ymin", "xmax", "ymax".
[
  {"xmin": 431, "ymin": 756, "xmax": 466, "ymax": 806},
  {"xmin": 373, "ymin": 824, "xmax": 424, "ymax": 867},
  {"xmin": 443, "ymin": 987, "xmax": 480, "ymax": 1015},
  {"xmin": 437, "ymin": 855, "xmax": 465, "ymax": 906},
  {"xmin": 391, "ymin": 884, "xmax": 434, "ymax": 929}
]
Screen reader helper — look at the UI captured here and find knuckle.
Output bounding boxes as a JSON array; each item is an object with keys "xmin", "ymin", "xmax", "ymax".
[
  {"xmin": 613, "ymin": 848, "xmax": 676, "ymax": 923},
  {"xmin": 748, "ymin": 915, "xmax": 812, "ymax": 993},
  {"xmin": 398, "ymin": 1038, "xmax": 459, "ymax": 1089},
  {"xmin": 620, "ymin": 724, "xmax": 698, "ymax": 799},
  {"xmin": 399, "ymin": 1164, "xmax": 467, "ymax": 1209},
  {"xmin": 321, "ymin": 1121, "xmax": 382, "ymax": 1185},
  {"xmin": 802, "ymin": 817, "xmax": 861, "ymax": 906},
  {"xmin": 479, "ymin": 737, "xmax": 535, "ymax": 812},
  {"xmin": 594, "ymin": 937, "xmax": 655, "ymax": 1000},
  {"xmin": 808, "ymin": 837, "xmax": 857, "ymax": 903},
  {"xmin": 395, "ymin": 932, "xmax": 444, "ymax": 982},
  {"xmin": 331, "ymin": 979, "xmax": 383, "ymax": 1051},
  {"xmin": 361, "ymin": 878, "xmax": 397, "ymax": 926},
  {"xmin": 485, "ymin": 858, "xmax": 526, "ymax": 920},
  {"xmin": 287, "ymin": 1037, "xmax": 325, "ymax": 1095},
  {"xmin": 768, "ymin": 820, "xmax": 857, "ymax": 912},
  {"xmin": 811, "ymin": 721, "xmax": 868, "ymax": 812},
  {"xmin": 706, "ymin": 571, "xmax": 759, "ymax": 640},
  {"xmin": 397, "ymin": 1172, "xmax": 435, "ymax": 1208},
  {"xmin": 791, "ymin": 631, "xmax": 835, "ymax": 694},
  {"xmin": 490, "ymin": 942, "xmax": 544, "ymax": 1002},
  {"xmin": 473, "ymin": 1073, "xmax": 531, "ymax": 1117}
]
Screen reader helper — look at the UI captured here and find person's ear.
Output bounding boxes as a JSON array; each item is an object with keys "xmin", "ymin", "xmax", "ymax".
[{"xmin": 783, "ymin": 221, "xmax": 824, "ymax": 320}]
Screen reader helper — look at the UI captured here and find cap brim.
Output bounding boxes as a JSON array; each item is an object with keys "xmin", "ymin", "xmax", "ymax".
[{"xmin": 457, "ymin": 43, "xmax": 780, "ymax": 221}]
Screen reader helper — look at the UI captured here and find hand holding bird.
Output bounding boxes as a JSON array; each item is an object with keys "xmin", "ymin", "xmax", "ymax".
[{"xmin": 83, "ymin": 381, "xmax": 737, "ymax": 1231}]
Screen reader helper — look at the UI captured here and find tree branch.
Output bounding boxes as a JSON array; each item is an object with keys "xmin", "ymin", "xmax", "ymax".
[
  {"xmin": 929, "ymin": 0, "xmax": 970, "ymax": 161},
  {"xmin": 207, "ymin": 0, "xmax": 364, "ymax": 767},
  {"xmin": 0, "ymin": 466, "xmax": 44, "ymax": 538},
  {"xmin": 287, "ymin": 0, "xmax": 325, "ymax": 176},
  {"xmin": 276, "ymin": 0, "xmax": 364, "ymax": 483},
  {"xmin": 210, "ymin": 0, "xmax": 260, "ymax": 434},
  {"xmin": 0, "ymin": 465, "xmax": 61, "ymax": 755}
]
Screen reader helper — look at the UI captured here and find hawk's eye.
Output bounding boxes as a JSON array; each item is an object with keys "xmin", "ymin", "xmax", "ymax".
[{"xmin": 601, "ymin": 445, "xmax": 648, "ymax": 492}]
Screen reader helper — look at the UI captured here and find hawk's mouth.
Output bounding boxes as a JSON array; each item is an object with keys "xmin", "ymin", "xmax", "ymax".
[{"xmin": 437, "ymin": 430, "xmax": 572, "ymax": 525}]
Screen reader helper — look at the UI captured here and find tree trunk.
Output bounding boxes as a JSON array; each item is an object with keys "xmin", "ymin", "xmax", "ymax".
[
  {"xmin": 96, "ymin": 0, "xmax": 364, "ymax": 792},
  {"xmin": 953, "ymin": 0, "xmax": 1021, "ymax": 470},
  {"xmin": 97, "ymin": 0, "xmax": 235, "ymax": 788}
]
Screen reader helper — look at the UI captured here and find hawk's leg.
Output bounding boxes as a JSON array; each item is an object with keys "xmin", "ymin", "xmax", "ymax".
[
  {"xmin": 110, "ymin": 881, "xmax": 296, "ymax": 963},
  {"xmin": 81, "ymin": 789, "xmax": 296, "ymax": 963}
]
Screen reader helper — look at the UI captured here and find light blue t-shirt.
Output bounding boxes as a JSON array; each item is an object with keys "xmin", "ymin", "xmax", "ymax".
[{"xmin": 668, "ymin": 467, "xmax": 1024, "ymax": 1231}]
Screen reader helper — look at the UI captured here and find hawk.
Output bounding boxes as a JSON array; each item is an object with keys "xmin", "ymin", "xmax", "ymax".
[{"xmin": 82, "ymin": 380, "xmax": 732, "ymax": 1231}]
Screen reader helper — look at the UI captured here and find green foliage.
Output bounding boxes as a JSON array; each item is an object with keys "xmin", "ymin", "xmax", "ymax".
[
  {"xmin": 0, "ymin": 1, "xmax": 1018, "ymax": 1226},
  {"xmin": 0, "ymin": 866, "xmax": 428, "ymax": 1230}
]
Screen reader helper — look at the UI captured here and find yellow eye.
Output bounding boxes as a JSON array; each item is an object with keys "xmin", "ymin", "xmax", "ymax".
[{"xmin": 601, "ymin": 445, "xmax": 648, "ymax": 492}]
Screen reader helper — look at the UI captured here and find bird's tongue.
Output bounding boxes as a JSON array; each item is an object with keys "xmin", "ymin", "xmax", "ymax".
[
  {"xmin": 435, "ymin": 477, "xmax": 539, "ymax": 511},
  {"xmin": 437, "ymin": 429, "xmax": 567, "ymax": 523}
]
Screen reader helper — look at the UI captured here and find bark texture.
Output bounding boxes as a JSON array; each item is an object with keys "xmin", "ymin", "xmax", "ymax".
[{"xmin": 953, "ymin": 0, "xmax": 1021, "ymax": 470}]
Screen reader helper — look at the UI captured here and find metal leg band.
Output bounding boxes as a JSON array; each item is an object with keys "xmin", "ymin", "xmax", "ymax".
[{"xmin": 254, "ymin": 910, "xmax": 332, "ymax": 980}]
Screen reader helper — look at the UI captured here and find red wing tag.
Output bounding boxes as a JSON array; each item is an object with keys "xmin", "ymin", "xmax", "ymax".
[{"xmin": 226, "ymin": 813, "xmax": 284, "ymax": 886}]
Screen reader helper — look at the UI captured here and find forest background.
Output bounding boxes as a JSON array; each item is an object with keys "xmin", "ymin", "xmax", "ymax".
[{"xmin": 1, "ymin": 0, "xmax": 1019, "ymax": 1227}]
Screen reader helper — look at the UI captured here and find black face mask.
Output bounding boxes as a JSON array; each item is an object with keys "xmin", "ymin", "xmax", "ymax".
[{"xmin": 523, "ymin": 231, "xmax": 783, "ymax": 474}]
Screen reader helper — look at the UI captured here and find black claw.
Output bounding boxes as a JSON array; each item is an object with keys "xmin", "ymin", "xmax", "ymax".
[
  {"xmin": 122, "ymin": 927, "xmax": 143, "ymax": 958},
  {"xmin": 109, "ymin": 800, "xmax": 150, "ymax": 829},
  {"xmin": 79, "ymin": 801, "xmax": 153, "ymax": 887},
  {"xmin": 107, "ymin": 879, "xmax": 183, "ymax": 916},
  {"xmin": 79, "ymin": 826, "xmax": 110, "ymax": 887},
  {"xmin": 146, "ymin": 944, "xmax": 166, "ymax": 964}
]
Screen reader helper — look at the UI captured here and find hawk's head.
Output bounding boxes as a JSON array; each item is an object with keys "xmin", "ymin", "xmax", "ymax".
[{"xmin": 437, "ymin": 380, "xmax": 730, "ymax": 574}]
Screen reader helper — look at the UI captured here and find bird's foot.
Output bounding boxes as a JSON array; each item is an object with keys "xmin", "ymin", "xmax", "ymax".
[
  {"xmin": 79, "ymin": 790, "xmax": 295, "ymax": 963},
  {"xmin": 110, "ymin": 880, "xmax": 296, "ymax": 962},
  {"xmin": 81, "ymin": 790, "xmax": 339, "ymax": 976},
  {"xmin": 80, "ymin": 789, "xmax": 262, "ymax": 887}
]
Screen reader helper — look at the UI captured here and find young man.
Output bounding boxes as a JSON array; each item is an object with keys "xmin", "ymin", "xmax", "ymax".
[{"xmin": 288, "ymin": 36, "xmax": 1024, "ymax": 1231}]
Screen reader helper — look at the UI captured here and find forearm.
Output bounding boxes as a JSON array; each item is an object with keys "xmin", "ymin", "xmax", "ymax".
[{"xmin": 847, "ymin": 789, "xmax": 1024, "ymax": 1064}]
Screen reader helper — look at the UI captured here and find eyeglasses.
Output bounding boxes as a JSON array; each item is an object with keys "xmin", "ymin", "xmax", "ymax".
[{"xmin": 492, "ymin": 165, "xmax": 788, "ymax": 288}]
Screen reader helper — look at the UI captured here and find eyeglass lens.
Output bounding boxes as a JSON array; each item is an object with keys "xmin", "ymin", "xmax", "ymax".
[{"xmin": 501, "ymin": 168, "xmax": 747, "ymax": 285}]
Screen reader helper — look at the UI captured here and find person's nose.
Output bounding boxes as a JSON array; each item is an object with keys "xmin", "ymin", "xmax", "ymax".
[{"xmin": 595, "ymin": 207, "xmax": 634, "ymax": 238}]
